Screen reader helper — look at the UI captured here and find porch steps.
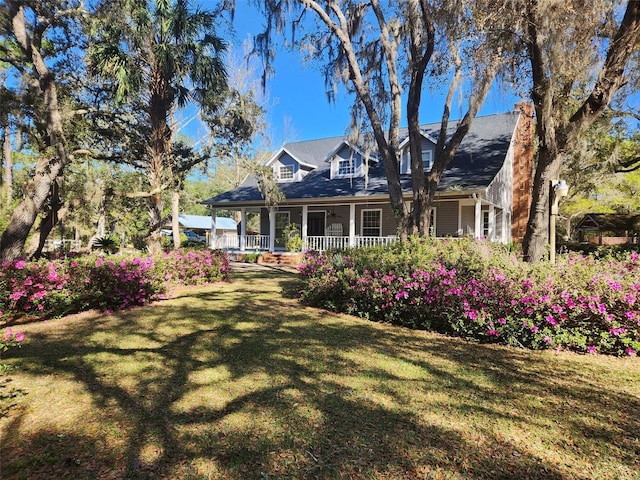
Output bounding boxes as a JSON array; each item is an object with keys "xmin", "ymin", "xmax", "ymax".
[{"xmin": 258, "ymin": 252, "xmax": 304, "ymax": 267}]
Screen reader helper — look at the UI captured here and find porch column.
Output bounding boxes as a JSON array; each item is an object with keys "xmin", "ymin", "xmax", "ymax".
[
  {"xmin": 269, "ymin": 207, "xmax": 276, "ymax": 251},
  {"xmin": 210, "ymin": 209, "xmax": 217, "ymax": 249},
  {"xmin": 301, "ymin": 205, "xmax": 308, "ymax": 248},
  {"xmin": 349, "ymin": 203, "xmax": 356, "ymax": 247},
  {"xmin": 488, "ymin": 205, "xmax": 495, "ymax": 242},
  {"xmin": 240, "ymin": 208, "xmax": 247, "ymax": 252},
  {"xmin": 474, "ymin": 197, "xmax": 482, "ymax": 239}
]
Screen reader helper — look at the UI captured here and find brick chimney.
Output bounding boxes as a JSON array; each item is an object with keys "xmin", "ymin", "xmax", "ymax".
[{"xmin": 511, "ymin": 102, "xmax": 534, "ymax": 243}]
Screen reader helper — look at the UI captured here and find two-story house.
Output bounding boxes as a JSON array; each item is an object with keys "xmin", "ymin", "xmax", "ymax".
[{"xmin": 203, "ymin": 103, "xmax": 534, "ymax": 252}]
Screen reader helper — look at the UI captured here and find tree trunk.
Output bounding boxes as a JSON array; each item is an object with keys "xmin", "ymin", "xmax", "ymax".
[
  {"xmin": 86, "ymin": 186, "xmax": 109, "ymax": 251},
  {"xmin": 30, "ymin": 179, "xmax": 66, "ymax": 259},
  {"xmin": 1, "ymin": 69, "xmax": 13, "ymax": 208},
  {"xmin": 171, "ymin": 188, "xmax": 181, "ymax": 249},
  {"xmin": 1, "ymin": 2, "xmax": 67, "ymax": 262},
  {"xmin": 146, "ymin": 192, "xmax": 163, "ymax": 255},
  {"xmin": 2, "ymin": 120, "xmax": 12, "ymax": 206},
  {"xmin": 521, "ymin": 149, "xmax": 563, "ymax": 262},
  {"xmin": 521, "ymin": 0, "xmax": 640, "ymax": 262},
  {"xmin": 406, "ymin": 0, "xmax": 435, "ymax": 236},
  {"xmin": 145, "ymin": 50, "xmax": 172, "ymax": 255},
  {"xmin": 0, "ymin": 155, "xmax": 64, "ymax": 260}
]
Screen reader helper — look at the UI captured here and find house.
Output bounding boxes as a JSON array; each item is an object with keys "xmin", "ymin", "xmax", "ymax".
[
  {"xmin": 575, "ymin": 213, "xmax": 640, "ymax": 245},
  {"xmin": 166, "ymin": 214, "xmax": 237, "ymax": 240},
  {"xmin": 203, "ymin": 103, "xmax": 534, "ymax": 252}
]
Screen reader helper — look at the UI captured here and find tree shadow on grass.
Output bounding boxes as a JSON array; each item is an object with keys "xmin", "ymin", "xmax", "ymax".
[
  {"xmin": 1, "ymin": 270, "xmax": 638, "ymax": 479},
  {"xmin": 0, "ymin": 416, "xmax": 119, "ymax": 480}
]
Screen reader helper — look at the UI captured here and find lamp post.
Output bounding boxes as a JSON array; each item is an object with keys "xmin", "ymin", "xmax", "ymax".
[{"xmin": 549, "ymin": 179, "xmax": 569, "ymax": 264}]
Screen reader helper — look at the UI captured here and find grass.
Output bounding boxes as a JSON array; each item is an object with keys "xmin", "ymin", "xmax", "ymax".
[{"xmin": 1, "ymin": 268, "xmax": 639, "ymax": 480}]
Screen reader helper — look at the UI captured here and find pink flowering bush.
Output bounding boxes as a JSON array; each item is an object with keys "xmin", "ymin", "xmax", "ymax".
[
  {"xmin": 0, "ymin": 249, "xmax": 230, "ymax": 320},
  {"xmin": 298, "ymin": 238, "xmax": 640, "ymax": 356},
  {"xmin": 1, "ymin": 327, "xmax": 25, "ymax": 375},
  {"xmin": 156, "ymin": 248, "xmax": 230, "ymax": 285}
]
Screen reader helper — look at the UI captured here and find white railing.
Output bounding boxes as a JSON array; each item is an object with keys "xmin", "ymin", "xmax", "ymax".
[
  {"xmin": 43, "ymin": 239, "xmax": 82, "ymax": 252},
  {"xmin": 355, "ymin": 236, "xmax": 398, "ymax": 248},
  {"xmin": 243, "ymin": 235, "xmax": 271, "ymax": 250},
  {"xmin": 212, "ymin": 234, "xmax": 270, "ymax": 251},
  {"xmin": 304, "ymin": 235, "xmax": 398, "ymax": 251},
  {"xmin": 212, "ymin": 234, "xmax": 401, "ymax": 252},
  {"xmin": 212, "ymin": 234, "xmax": 239, "ymax": 249},
  {"xmin": 305, "ymin": 236, "xmax": 351, "ymax": 251}
]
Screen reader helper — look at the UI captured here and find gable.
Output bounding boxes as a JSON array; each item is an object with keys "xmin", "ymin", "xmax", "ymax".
[
  {"xmin": 268, "ymin": 148, "xmax": 315, "ymax": 182},
  {"xmin": 399, "ymin": 135, "xmax": 436, "ymax": 174},
  {"xmin": 328, "ymin": 143, "xmax": 368, "ymax": 179}
]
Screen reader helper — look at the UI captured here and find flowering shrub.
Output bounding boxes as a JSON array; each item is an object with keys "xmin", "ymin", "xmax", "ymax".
[
  {"xmin": 1, "ymin": 327, "xmax": 25, "ymax": 374},
  {"xmin": 0, "ymin": 249, "xmax": 230, "ymax": 321},
  {"xmin": 156, "ymin": 249, "xmax": 230, "ymax": 285},
  {"xmin": 298, "ymin": 238, "xmax": 640, "ymax": 356}
]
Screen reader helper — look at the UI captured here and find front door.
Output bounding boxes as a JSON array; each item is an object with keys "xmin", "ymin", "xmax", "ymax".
[{"xmin": 308, "ymin": 212, "xmax": 325, "ymax": 236}]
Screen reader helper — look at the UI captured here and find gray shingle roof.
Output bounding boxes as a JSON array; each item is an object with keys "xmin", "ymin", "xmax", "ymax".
[{"xmin": 204, "ymin": 111, "xmax": 519, "ymax": 206}]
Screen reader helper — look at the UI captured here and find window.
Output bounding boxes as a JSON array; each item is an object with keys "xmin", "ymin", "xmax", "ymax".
[
  {"xmin": 483, "ymin": 210, "xmax": 490, "ymax": 239},
  {"xmin": 400, "ymin": 149, "xmax": 433, "ymax": 173},
  {"xmin": 422, "ymin": 150, "xmax": 433, "ymax": 171},
  {"xmin": 361, "ymin": 209, "xmax": 382, "ymax": 237},
  {"xmin": 337, "ymin": 159, "xmax": 355, "ymax": 176},
  {"xmin": 278, "ymin": 165, "xmax": 294, "ymax": 180}
]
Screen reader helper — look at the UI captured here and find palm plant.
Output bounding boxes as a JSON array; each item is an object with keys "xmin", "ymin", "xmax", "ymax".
[{"xmin": 89, "ymin": 0, "xmax": 227, "ymax": 253}]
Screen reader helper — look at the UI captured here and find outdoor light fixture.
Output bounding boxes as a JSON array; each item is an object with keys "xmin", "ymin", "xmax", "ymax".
[
  {"xmin": 554, "ymin": 179, "xmax": 569, "ymax": 200},
  {"xmin": 550, "ymin": 179, "xmax": 570, "ymax": 264}
]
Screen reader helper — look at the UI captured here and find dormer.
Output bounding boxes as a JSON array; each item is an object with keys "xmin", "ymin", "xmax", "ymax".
[
  {"xmin": 269, "ymin": 148, "xmax": 316, "ymax": 183},
  {"xmin": 326, "ymin": 142, "xmax": 371, "ymax": 179},
  {"xmin": 399, "ymin": 132, "xmax": 436, "ymax": 174}
]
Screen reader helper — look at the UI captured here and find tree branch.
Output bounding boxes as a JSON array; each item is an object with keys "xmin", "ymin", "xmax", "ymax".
[{"xmin": 568, "ymin": 0, "xmax": 640, "ymax": 133}]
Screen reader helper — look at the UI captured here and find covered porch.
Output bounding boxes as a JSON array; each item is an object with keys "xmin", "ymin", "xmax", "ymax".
[{"xmin": 209, "ymin": 195, "xmax": 511, "ymax": 253}]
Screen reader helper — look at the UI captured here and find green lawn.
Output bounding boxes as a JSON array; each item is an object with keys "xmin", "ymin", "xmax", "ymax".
[{"xmin": 1, "ymin": 268, "xmax": 639, "ymax": 480}]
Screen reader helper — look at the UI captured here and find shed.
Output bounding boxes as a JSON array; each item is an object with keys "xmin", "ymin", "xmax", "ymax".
[{"xmin": 575, "ymin": 213, "xmax": 640, "ymax": 245}]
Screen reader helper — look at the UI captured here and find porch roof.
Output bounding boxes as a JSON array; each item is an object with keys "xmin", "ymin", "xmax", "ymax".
[{"xmin": 204, "ymin": 111, "xmax": 518, "ymax": 208}]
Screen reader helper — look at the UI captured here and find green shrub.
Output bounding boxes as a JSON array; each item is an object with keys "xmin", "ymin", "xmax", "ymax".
[
  {"xmin": 281, "ymin": 223, "xmax": 303, "ymax": 252},
  {"xmin": 91, "ymin": 236, "xmax": 119, "ymax": 254},
  {"xmin": 244, "ymin": 252, "xmax": 261, "ymax": 263}
]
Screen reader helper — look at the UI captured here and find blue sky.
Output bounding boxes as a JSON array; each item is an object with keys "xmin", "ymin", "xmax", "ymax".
[{"xmin": 200, "ymin": 0, "xmax": 522, "ymax": 145}]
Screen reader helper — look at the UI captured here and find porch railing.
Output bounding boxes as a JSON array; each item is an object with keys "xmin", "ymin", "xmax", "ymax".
[
  {"xmin": 212, "ymin": 234, "xmax": 270, "ymax": 250},
  {"xmin": 304, "ymin": 236, "xmax": 350, "ymax": 251},
  {"xmin": 243, "ymin": 235, "xmax": 271, "ymax": 250},
  {"xmin": 305, "ymin": 235, "xmax": 398, "ymax": 251},
  {"xmin": 354, "ymin": 236, "xmax": 398, "ymax": 248},
  {"xmin": 212, "ymin": 235, "xmax": 466, "ymax": 252}
]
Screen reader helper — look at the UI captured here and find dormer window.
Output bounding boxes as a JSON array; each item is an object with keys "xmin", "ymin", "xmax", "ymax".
[
  {"xmin": 278, "ymin": 165, "xmax": 294, "ymax": 180},
  {"xmin": 337, "ymin": 159, "xmax": 355, "ymax": 176},
  {"xmin": 330, "ymin": 145, "xmax": 367, "ymax": 179},
  {"xmin": 422, "ymin": 150, "xmax": 433, "ymax": 171}
]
